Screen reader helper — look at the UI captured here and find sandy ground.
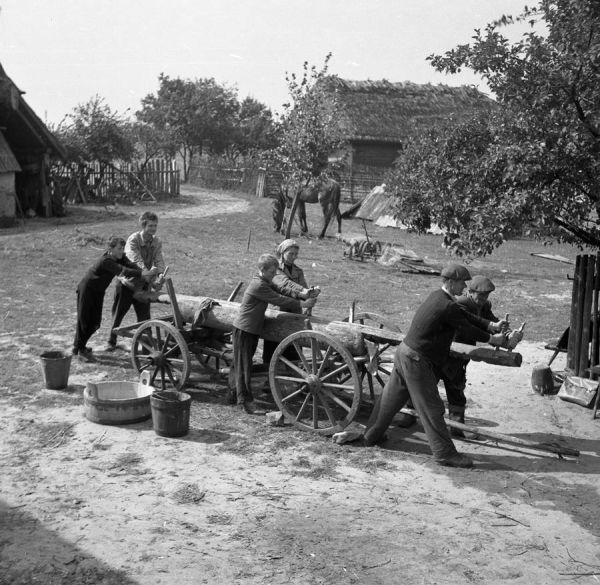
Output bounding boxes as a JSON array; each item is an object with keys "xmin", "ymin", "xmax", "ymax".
[{"xmin": 1, "ymin": 187, "xmax": 599, "ymax": 585}]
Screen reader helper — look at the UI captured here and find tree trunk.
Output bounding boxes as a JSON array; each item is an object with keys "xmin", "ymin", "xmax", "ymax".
[{"xmin": 156, "ymin": 293, "xmax": 523, "ymax": 367}]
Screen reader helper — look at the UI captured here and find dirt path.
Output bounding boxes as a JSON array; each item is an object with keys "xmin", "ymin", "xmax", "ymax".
[{"xmin": 1, "ymin": 188, "xmax": 599, "ymax": 585}]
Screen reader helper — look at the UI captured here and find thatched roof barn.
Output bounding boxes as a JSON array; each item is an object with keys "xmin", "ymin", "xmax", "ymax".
[
  {"xmin": 322, "ymin": 77, "xmax": 495, "ymax": 177},
  {"xmin": 0, "ymin": 63, "xmax": 66, "ymax": 224}
]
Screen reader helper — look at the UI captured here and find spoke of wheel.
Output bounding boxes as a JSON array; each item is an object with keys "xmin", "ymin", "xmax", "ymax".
[
  {"xmin": 165, "ymin": 358, "xmax": 186, "ymax": 366},
  {"xmin": 275, "ymin": 374, "xmax": 308, "ymax": 384},
  {"xmin": 320, "ymin": 387, "xmax": 352, "ymax": 412},
  {"xmin": 321, "ymin": 362, "xmax": 351, "ymax": 383},
  {"xmin": 138, "ymin": 361, "xmax": 153, "ymax": 371},
  {"xmin": 316, "ymin": 392, "xmax": 337, "ymax": 426},
  {"xmin": 164, "ymin": 364, "xmax": 178, "ymax": 387},
  {"xmin": 150, "ymin": 366, "xmax": 160, "ymax": 386},
  {"xmin": 163, "ymin": 345, "xmax": 181, "ymax": 359},
  {"xmin": 310, "ymin": 338, "xmax": 320, "ymax": 374},
  {"xmin": 312, "ymin": 396, "xmax": 318, "ymax": 429},
  {"xmin": 295, "ymin": 393, "xmax": 312, "ymax": 422},
  {"xmin": 279, "ymin": 356, "xmax": 309, "ymax": 379},
  {"xmin": 280, "ymin": 384, "xmax": 309, "ymax": 403},
  {"xmin": 160, "ymin": 333, "xmax": 172, "ymax": 354},
  {"xmin": 366, "ymin": 372, "xmax": 375, "ymax": 399},
  {"xmin": 316, "ymin": 345, "xmax": 333, "ymax": 378},
  {"xmin": 137, "ymin": 338, "xmax": 154, "ymax": 353},
  {"xmin": 322, "ymin": 380, "xmax": 357, "ymax": 391},
  {"xmin": 155, "ymin": 326, "xmax": 162, "ymax": 350},
  {"xmin": 293, "ymin": 341, "xmax": 310, "ymax": 371},
  {"xmin": 160, "ymin": 366, "xmax": 166, "ymax": 391}
]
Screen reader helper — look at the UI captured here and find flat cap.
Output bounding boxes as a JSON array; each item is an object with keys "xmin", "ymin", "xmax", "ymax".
[
  {"xmin": 441, "ymin": 263, "xmax": 472, "ymax": 281},
  {"xmin": 468, "ymin": 275, "xmax": 495, "ymax": 292}
]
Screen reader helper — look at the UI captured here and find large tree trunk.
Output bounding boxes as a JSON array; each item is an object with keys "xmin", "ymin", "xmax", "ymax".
[{"xmin": 156, "ymin": 294, "xmax": 522, "ymax": 367}]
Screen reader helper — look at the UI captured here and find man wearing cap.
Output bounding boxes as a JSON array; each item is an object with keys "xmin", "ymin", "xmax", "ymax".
[
  {"xmin": 360, "ymin": 264, "xmax": 507, "ymax": 468},
  {"xmin": 396, "ymin": 275, "xmax": 501, "ymax": 438}
]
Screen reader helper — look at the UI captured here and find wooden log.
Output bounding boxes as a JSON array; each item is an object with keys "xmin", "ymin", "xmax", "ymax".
[
  {"xmin": 402, "ymin": 409, "xmax": 579, "ymax": 457},
  {"xmin": 156, "ymin": 294, "xmax": 522, "ymax": 366}
]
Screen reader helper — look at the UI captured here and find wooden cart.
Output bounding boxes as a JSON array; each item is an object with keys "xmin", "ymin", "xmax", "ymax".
[{"xmin": 113, "ymin": 279, "xmax": 522, "ymax": 435}]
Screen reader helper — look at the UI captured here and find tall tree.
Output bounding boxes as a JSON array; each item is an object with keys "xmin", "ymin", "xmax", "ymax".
[
  {"xmin": 137, "ymin": 74, "xmax": 239, "ymax": 180},
  {"xmin": 55, "ymin": 95, "xmax": 134, "ymax": 163},
  {"xmin": 386, "ymin": 0, "xmax": 600, "ymax": 256},
  {"xmin": 273, "ymin": 54, "xmax": 347, "ymax": 183}
]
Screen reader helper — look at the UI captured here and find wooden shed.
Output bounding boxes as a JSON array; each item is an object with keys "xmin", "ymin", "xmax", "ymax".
[
  {"xmin": 0, "ymin": 63, "xmax": 66, "ymax": 224},
  {"xmin": 322, "ymin": 77, "xmax": 495, "ymax": 177}
]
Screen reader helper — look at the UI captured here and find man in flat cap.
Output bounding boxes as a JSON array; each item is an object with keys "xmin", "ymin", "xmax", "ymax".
[
  {"xmin": 359, "ymin": 263, "xmax": 507, "ymax": 468},
  {"xmin": 396, "ymin": 275, "xmax": 502, "ymax": 438}
]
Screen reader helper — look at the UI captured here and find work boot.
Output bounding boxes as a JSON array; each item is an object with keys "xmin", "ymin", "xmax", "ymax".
[
  {"xmin": 395, "ymin": 412, "xmax": 417, "ymax": 428},
  {"xmin": 435, "ymin": 452, "xmax": 474, "ymax": 468},
  {"xmin": 448, "ymin": 406, "xmax": 466, "ymax": 438}
]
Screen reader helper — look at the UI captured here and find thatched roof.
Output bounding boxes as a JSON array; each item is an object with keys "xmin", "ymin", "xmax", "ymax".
[{"xmin": 322, "ymin": 77, "xmax": 495, "ymax": 144}]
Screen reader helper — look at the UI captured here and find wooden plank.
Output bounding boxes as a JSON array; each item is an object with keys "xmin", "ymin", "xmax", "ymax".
[
  {"xmin": 567, "ymin": 255, "xmax": 583, "ymax": 371},
  {"xmin": 578, "ymin": 255, "xmax": 595, "ymax": 375},
  {"xmin": 165, "ymin": 278, "xmax": 183, "ymax": 329},
  {"xmin": 592, "ymin": 253, "xmax": 600, "ymax": 379}
]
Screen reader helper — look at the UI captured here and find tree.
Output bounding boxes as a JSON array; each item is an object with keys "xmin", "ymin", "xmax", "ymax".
[
  {"xmin": 273, "ymin": 54, "xmax": 347, "ymax": 183},
  {"xmin": 386, "ymin": 0, "xmax": 600, "ymax": 256},
  {"xmin": 231, "ymin": 96, "xmax": 278, "ymax": 159},
  {"xmin": 136, "ymin": 74, "xmax": 240, "ymax": 180},
  {"xmin": 55, "ymin": 95, "xmax": 135, "ymax": 164}
]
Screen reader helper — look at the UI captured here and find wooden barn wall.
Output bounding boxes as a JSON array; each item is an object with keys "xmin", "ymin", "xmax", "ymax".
[
  {"xmin": 352, "ymin": 142, "xmax": 401, "ymax": 169},
  {"xmin": 0, "ymin": 172, "xmax": 16, "ymax": 222}
]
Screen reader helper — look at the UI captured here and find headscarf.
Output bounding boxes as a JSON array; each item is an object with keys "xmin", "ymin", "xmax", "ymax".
[{"xmin": 276, "ymin": 239, "xmax": 299, "ymax": 259}]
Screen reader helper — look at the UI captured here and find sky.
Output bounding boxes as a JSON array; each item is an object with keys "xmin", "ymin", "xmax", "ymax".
[{"xmin": 0, "ymin": 0, "xmax": 533, "ymax": 125}]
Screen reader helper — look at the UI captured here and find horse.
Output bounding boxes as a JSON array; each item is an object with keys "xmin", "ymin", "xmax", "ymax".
[{"xmin": 272, "ymin": 177, "xmax": 342, "ymax": 239}]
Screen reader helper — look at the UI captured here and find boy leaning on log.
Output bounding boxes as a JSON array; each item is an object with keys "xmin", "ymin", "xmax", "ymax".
[
  {"xmin": 230, "ymin": 254, "xmax": 319, "ymax": 414},
  {"xmin": 351, "ymin": 264, "xmax": 509, "ymax": 468}
]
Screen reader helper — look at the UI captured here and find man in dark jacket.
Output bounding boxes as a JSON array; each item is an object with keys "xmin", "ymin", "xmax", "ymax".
[
  {"xmin": 442, "ymin": 275, "xmax": 499, "ymax": 438},
  {"xmin": 361, "ymin": 264, "xmax": 507, "ymax": 468}
]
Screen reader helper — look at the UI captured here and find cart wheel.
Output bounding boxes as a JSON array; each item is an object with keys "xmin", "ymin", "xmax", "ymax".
[
  {"xmin": 342, "ymin": 312, "xmax": 398, "ymax": 399},
  {"xmin": 269, "ymin": 330, "xmax": 362, "ymax": 435},
  {"xmin": 131, "ymin": 319, "xmax": 191, "ymax": 391}
]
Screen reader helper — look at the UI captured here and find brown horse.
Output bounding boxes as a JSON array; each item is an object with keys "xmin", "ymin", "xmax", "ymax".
[{"xmin": 272, "ymin": 178, "xmax": 342, "ymax": 239}]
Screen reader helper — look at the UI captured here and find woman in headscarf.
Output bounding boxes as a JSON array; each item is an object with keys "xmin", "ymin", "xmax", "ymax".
[{"xmin": 262, "ymin": 239, "xmax": 321, "ymax": 365}]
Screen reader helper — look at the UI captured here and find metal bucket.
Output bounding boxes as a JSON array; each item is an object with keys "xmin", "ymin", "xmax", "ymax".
[
  {"xmin": 531, "ymin": 364, "xmax": 555, "ymax": 395},
  {"xmin": 40, "ymin": 350, "xmax": 72, "ymax": 390}
]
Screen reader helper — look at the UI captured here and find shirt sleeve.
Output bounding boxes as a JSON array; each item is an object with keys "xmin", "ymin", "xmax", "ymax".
[
  {"xmin": 482, "ymin": 302, "xmax": 498, "ymax": 323},
  {"xmin": 101, "ymin": 257, "xmax": 141, "ymax": 278},
  {"xmin": 120, "ymin": 255, "xmax": 144, "ymax": 277},
  {"xmin": 125, "ymin": 234, "xmax": 145, "ymax": 269},
  {"xmin": 447, "ymin": 303, "xmax": 491, "ymax": 343},
  {"xmin": 151, "ymin": 238, "xmax": 166, "ymax": 272},
  {"xmin": 252, "ymin": 280, "xmax": 301, "ymax": 312},
  {"xmin": 271, "ymin": 272, "xmax": 304, "ymax": 298}
]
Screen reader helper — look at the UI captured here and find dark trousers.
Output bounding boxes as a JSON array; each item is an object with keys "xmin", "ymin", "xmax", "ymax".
[
  {"xmin": 108, "ymin": 282, "xmax": 151, "ymax": 345},
  {"xmin": 404, "ymin": 358, "xmax": 468, "ymax": 412},
  {"xmin": 73, "ymin": 286, "xmax": 105, "ymax": 351},
  {"xmin": 232, "ymin": 327, "xmax": 259, "ymax": 405},
  {"xmin": 364, "ymin": 343, "xmax": 458, "ymax": 460},
  {"xmin": 441, "ymin": 358, "xmax": 468, "ymax": 409}
]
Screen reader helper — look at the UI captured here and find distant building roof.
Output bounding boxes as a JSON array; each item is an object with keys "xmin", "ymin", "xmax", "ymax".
[
  {"xmin": 0, "ymin": 63, "xmax": 66, "ymax": 159},
  {"xmin": 0, "ymin": 131, "xmax": 21, "ymax": 173},
  {"xmin": 322, "ymin": 77, "xmax": 495, "ymax": 144}
]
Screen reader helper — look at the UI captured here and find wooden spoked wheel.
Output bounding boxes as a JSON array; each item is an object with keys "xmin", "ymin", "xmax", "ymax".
[
  {"xmin": 131, "ymin": 320, "xmax": 191, "ymax": 391},
  {"xmin": 343, "ymin": 312, "xmax": 399, "ymax": 399},
  {"xmin": 269, "ymin": 330, "xmax": 362, "ymax": 435}
]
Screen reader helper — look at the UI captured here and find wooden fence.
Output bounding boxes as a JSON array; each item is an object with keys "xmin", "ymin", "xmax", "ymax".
[
  {"xmin": 53, "ymin": 159, "xmax": 180, "ymax": 203},
  {"xmin": 567, "ymin": 254, "xmax": 600, "ymax": 376},
  {"xmin": 254, "ymin": 168, "xmax": 385, "ymax": 203}
]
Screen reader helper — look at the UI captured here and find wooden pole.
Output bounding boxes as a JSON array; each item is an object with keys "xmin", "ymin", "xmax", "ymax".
[
  {"xmin": 578, "ymin": 255, "xmax": 595, "ymax": 375},
  {"xmin": 285, "ymin": 189, "xmax": 301, "ymax": 239},
  {"xmin": 567, "ymin": 255, "xmax": 581, "ymax": 371},
  {"xmin": 592, "ymin": 253, "xmax": 600, "ymax": 379}
]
